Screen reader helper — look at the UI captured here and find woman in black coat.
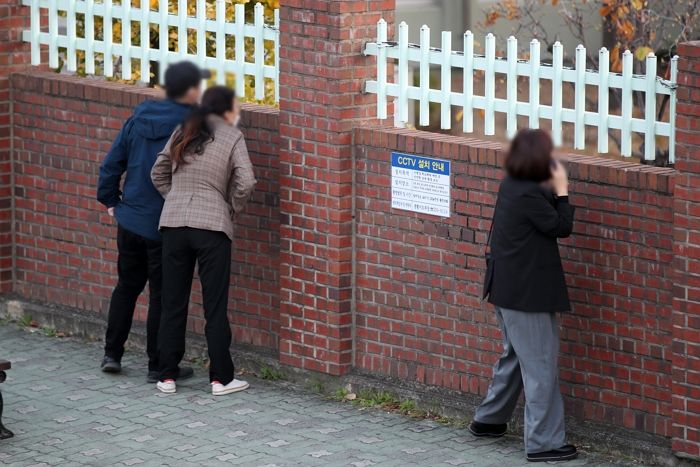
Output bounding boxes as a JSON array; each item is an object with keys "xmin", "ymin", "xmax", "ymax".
[{"xmin": 469, "ymin": 129, "xmax": 577, "ymax": 462}]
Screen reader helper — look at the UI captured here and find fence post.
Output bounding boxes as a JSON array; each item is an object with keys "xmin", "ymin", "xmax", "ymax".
[
  {"xmin": 673, "ymin": 40, "xmax": 700, "ymax": 462},
  {"xmin": 278, "ymin": 0, "xmax": 395, "ymax": 376},
  {"xmin": 0, "ymin": 0, "xmax": 31, "ymax": 293}
]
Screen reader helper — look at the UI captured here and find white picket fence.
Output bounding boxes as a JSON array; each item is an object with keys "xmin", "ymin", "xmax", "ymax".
[
  {"xmin": 21, "ymin": 0, "xmax": 280, "ymax": 102},
  {"xmin": 364, "ymin": 20, "xmax": 679, "ymax": 162}
]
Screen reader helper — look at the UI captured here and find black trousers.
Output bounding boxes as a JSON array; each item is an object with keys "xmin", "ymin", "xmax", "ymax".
[
  {"xmin": 158, "ymin": 227, "xmax": 234, "ymax": 384},
  {"xmin": 104, "ymin": 225, "xmax": 162, "ymax": 371}
]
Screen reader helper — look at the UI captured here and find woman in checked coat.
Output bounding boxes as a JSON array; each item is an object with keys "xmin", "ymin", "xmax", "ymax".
[{"xmin": 151, "ymin": 85, "xmax": 256, "ymax": 397}]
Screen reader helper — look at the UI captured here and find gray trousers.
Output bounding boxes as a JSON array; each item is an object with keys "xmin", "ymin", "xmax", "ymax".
[{"xmin": 474, "ymin": 307, "xmax": 566, "ymax": 453}]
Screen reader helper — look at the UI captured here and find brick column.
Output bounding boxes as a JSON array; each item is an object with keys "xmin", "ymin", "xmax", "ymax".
[
  {"xmin": 673, "ymin": 40, "xmax": 700, "ymax": 461},
  {"xmin": 278, "ymin": 0, "xmax": 395, "ymax": 375},
  {"xmin": 0, "ymin": 0, "xmax": 30, "ymax": 292}
]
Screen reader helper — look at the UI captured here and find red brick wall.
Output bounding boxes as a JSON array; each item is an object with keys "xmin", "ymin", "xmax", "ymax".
[
  {"xmin": 673, "ymin": 41, "xmax": 700, "ymax": 459},
  {"xmin": 277, "ymin": 0, "xmax": 395, "ymax": 375},
  {"xmin": 0, "ymin": 0, "xmax": 32, "ymax": 292},
  {"xmin": 9, "ymin": 71, "xmax": 280, "ymax": 350},
  {"xmin": 354, "ymin": 126, "xmax": 675, "ymax": 437}
]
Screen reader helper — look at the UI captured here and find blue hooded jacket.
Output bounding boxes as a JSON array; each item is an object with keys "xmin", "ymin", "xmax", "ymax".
[{"xmin": 97, "ymin": 99, "xmax": 191, "ymax": 241}]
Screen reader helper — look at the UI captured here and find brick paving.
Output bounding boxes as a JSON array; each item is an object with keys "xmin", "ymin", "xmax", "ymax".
[{"xmin": 0, "ymin": 323, "xmax": 636, "ymax": 466}]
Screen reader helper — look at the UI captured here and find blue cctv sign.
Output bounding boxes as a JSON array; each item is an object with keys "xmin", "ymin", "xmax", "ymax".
[
  {"xmin": 391, "ymin": 152, "xmax": 450, "ymax": 175},
  {"xmin": 391, "ymin": 152, "xmax": 451, "ymax": 218}
]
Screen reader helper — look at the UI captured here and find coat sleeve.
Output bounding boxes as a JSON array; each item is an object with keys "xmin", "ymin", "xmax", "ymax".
[
  {"xmin": 97, "ymin": 117, "xmax": 132, "ymax": 207},
  {"xmin": 520, "ymin": 188, "xmax": 575, "ymax": 238},
  {"xmin": 228, "ymin": 135, "xmax": 257, "ymax": 216},
  {"xmin": 151, "ymin": 133, "xmax": 176, "ymax": 198}
]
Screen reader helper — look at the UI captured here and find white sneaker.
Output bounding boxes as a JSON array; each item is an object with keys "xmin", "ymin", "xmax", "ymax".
[
  {"xmin": 211, "ymin": 379, "xmax": 249, "ymax": 396},
  {"xmin": 156, "ymin": 379, "xmax": 176, "ymax": 394}
]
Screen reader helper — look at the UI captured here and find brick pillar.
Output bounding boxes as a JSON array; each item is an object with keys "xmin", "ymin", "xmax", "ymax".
[
  {"xmin": 673, "ymin": 40, "xmax": 700, "ymax": 461},
  {"xmin": 278, "ymin": 0, "xmax": 395, "ymax": 375},
  {"xmin": 0, "ymin": 0, "xmax": 30, "ymax": 293}
]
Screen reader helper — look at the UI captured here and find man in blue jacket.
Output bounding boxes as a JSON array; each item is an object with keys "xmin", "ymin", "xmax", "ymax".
[{"xmin": 97, "ymin": 62, "xmax": 210, "ymax": 382}]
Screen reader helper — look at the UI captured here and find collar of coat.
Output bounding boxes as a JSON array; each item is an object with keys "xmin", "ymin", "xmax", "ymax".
[{"xmin": 206, "ymin": 113, "xmax": 231, "ymax": 128}]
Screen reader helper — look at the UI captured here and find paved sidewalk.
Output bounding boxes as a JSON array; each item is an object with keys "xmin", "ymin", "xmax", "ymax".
[{"xmin": 0, "ymin": 323, "xmax": 634, "ymax": 466}]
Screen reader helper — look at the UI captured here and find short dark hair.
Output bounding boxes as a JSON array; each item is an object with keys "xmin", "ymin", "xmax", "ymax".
[
  {"xmin": 504, "ymin": 129, "xmax": 553, "ymax": 183},
  {"xmin": 164, "ymin": 61, "xmax": 210, "ymax": 99}
]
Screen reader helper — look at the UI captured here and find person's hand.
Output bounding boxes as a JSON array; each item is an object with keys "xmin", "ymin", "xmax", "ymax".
[
  {"xmin": 551, "ymin": 160, "xmax": 568, "ymax": 197},
  {"xmin": 107, "ymin": 207, "xmax": 115, "ymax": 217}
]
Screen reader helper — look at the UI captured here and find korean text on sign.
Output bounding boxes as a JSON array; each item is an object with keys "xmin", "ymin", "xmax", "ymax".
[{"xmin": 391, "ymin": 152, "xmax": 451, "ymax": 218}]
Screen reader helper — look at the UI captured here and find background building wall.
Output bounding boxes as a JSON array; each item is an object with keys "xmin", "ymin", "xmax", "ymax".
[{"xmin": 396, "ymin": 0, "xmax": 604, "ymax": 56}]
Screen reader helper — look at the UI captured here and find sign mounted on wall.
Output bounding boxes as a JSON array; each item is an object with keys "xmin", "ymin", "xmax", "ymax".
[{"xmin": 391, "ymin": 152, "xmax": 451, "ymax": 218}]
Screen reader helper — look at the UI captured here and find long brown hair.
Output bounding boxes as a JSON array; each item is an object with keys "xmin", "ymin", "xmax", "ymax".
[{"xmin": 169, "ymin": 85, "xmax": 235, "ymax": 170}]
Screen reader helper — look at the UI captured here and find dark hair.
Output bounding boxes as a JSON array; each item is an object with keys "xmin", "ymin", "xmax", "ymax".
[
  {"xmin": 169, "ymin": 86, "xmax": 235, "ymax": 170},
  {"xmin": 164, "ymin": 61, "xmax": 210, "ymax": 99},
  {"xmin": 504, "ymin": 129, "xmax": 553, "ymax": 183}
]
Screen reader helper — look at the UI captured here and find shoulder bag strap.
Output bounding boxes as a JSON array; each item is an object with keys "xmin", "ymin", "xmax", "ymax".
[{"xmin": 485, "ymin": 200, "xmax": 497, "ymax": 255}]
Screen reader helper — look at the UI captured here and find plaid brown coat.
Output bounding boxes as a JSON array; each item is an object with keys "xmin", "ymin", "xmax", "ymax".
[{"xmin": 151, "ymin": 115, "xmax": 256, "ymax": 241}]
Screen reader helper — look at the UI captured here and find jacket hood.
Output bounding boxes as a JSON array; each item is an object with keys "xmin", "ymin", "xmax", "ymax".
[{"xmin": 131, "ymin": 99, "xmax": 192, "ymax": 140}]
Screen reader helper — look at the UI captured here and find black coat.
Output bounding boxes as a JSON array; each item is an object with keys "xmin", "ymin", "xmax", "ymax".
[{"xmin": 483, "ymin": 176, "xmax": 575, "ymax": 313}]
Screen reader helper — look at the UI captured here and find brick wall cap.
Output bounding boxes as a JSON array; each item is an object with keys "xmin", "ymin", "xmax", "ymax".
[
  {"xmin": 10, "ymin": 70, "xmax": 279, "ymax": 118},
  {"xmin": 356, "ymin": 126, "xmax": 675, "ymax": 194}
]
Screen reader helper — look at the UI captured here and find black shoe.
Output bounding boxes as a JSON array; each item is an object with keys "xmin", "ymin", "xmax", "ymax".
[
  {"xmin": 101, "ymin": 356, "xmax": 121, "ymax": 373},
  {"xmin": 0, "ymin": 423, "xmax": 13, "ymax": 440},
  {"xmin": 527, "ymin": 444, "xmax": 578, "ymax": 462},
  {"xmin": 147, "ymin": 366, "xmax": 194, "ymax": 384},
  {"xmin": 468, "ymin": 421, "xmax": 507, "ymax": 438},
  {"xmin": 178, "ymin": 366, "xmax": 194, "ymax": 380}
]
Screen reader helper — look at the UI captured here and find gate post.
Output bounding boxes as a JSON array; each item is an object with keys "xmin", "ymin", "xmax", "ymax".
[
  {"xmin": 277, "ymin": 0, "xmax": 395, "ymax": 375},
  {"xmin": 0, "ymin": 0, "xmax": 31, "ymax": 293},
  {"xmin": 673, "ymin": 40, "xmax": 700, "ymax": 461}
]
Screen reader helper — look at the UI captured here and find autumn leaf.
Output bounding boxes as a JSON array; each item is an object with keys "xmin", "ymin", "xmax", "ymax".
[
  {"xmin": 485, "ymin": 10, "xmax": 501, "ymax": 26},
  {"xmin": 630, "ymin": 0, "xmax": 645, "ymax": 10},
  {"xmin": 599, "ymin": 0, "xmax": 617, "ymax": 17},
  {"xmin": 610, "ymin": 43, "xmax": 622, "ymax": 72},
  {"xmin": 505, "ymin": 0, "xmax": 520, "ymax": 20},
  {"xmin": 620, "ymin": 20, "xmax": 635, "ymax": 41},
  {"xmin": 635, "ymin": 45, "xmax": 653, "ymax": 61}
]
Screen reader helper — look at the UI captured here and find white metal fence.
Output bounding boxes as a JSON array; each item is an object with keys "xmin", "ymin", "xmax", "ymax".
[
  {"xmin": 22, "ymin": 0, "xmax": 280, "ymax": 102},
  {"xmin": 364, "ymin": 20, "xmax": 679, "ymax": 163}
]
